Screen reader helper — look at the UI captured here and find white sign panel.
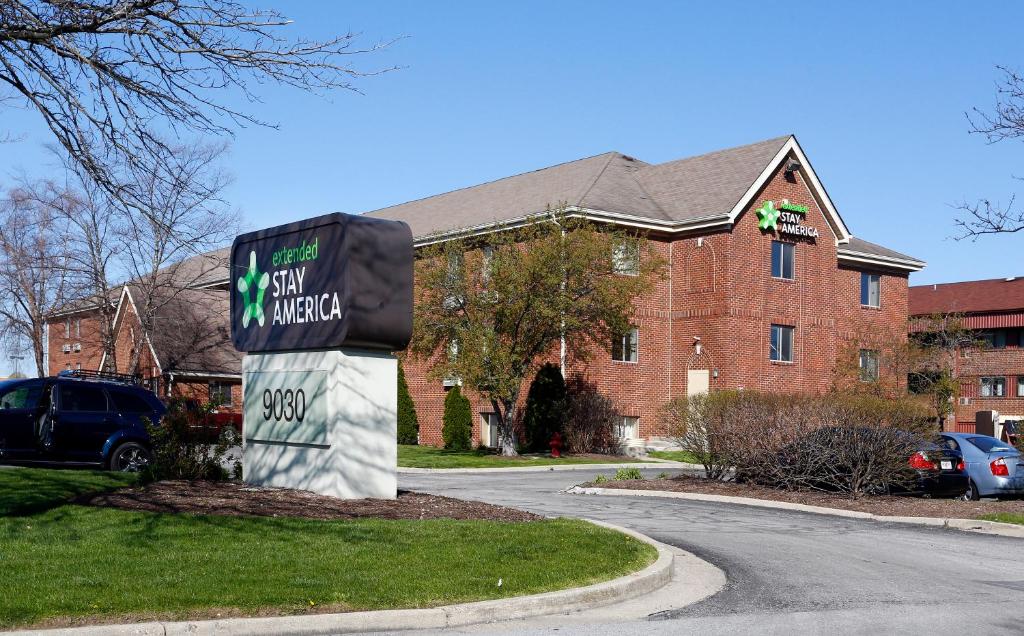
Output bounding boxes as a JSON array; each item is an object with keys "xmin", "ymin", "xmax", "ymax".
[{"xmin": 244, "ymin": 369, "xmax": 328, "ymax": 446}]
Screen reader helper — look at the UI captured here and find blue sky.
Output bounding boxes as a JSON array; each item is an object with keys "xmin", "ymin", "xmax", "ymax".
[{"xmin": 2, "ymin": 1, "xmax": 1024, "ymax": 374}]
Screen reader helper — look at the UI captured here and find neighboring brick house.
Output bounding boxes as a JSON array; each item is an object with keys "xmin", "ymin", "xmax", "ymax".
[
  {"xmin": 45, "ymin": 249, "xmax": 243, "ymax": 412},
  {"xmin": 47, "ymin": 134, "xmax": 924, "ymax": 448},
  {"xmin": 909, "ymin": 277, "xmax": 1024, "ymax": 435},
  {"xmin": 365, "ymin": 135, "xmax": 924, "ymax": 446}
]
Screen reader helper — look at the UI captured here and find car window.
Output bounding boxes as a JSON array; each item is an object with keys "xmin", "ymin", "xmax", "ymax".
[
  {"xmin": 0, "ymin": 383, "xmax": 42, "ymax": 410},
  {"xmin": 110, "ymin": 391, "xmax": 155, "ymax": 415},
  {"xmin": 59, "ymin": 385, "xmax": 108, "ymax": 412},
  {"xmin": 965, "ymin": 436, "xmax": 1015, "ymax": 453},
  {"xmin": 941, "ymin": 436, "xmax": 960, "ymax": 451}
]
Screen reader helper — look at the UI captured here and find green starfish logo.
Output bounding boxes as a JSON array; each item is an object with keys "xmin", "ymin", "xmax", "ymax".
[
  {"xmin": 236, "ymin": 250, "xmax": 270, "ymax": 328},
  {"xmin": 756, "ymin": 200, "xmax": 781, "ymax": 231}
]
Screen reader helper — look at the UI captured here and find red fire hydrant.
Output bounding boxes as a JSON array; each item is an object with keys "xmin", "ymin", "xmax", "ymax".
[{"xmin": 550, "ymin": 432, "xmax": 563, "ymax": 458}]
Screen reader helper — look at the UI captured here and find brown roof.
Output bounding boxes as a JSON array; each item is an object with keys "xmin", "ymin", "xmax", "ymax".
[
  {"xmin": 909, "ymin": 277, "xmax": 1024, "ymax": 315},
  {"xmin": 363, "ymin": 136, "xmax": 792, "ymax": 237}
]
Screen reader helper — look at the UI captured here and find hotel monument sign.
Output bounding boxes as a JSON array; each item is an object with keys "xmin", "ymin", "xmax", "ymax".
[{"xmin": 230, "ymin": 212, "xmax": 413, "ymax": 500}]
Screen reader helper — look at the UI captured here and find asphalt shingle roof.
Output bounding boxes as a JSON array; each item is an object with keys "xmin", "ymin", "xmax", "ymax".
[
  {"xmin": 363, "ymin": 136, "xmax": 792, "ymax": 237},
  {"xmin": 910, "ymin": 277, "xmax": 1024, "ymax": 315}
]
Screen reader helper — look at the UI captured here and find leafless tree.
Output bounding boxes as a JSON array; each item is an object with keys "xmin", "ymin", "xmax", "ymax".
[
  {"xmin": 956, "ymin": 66, "xmax": 1024, "ymax": 238},
  {"xmin": 0, "ymin": 1, "xmax": 395, "ymax": 203},
  {"xmin": 116, "ymin": 140, "xmax": 238, "ymax": 375},
  {"xmin": 0, "ymin": 186, "xmax": 73, "ymax": 376},
  {"xmin": 14, "ymin": 163, "xmax": 123, "ymax": 371}
]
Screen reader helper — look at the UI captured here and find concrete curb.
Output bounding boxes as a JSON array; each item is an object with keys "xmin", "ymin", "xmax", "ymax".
[
  {"xmin": 398, "ymin": 459, "xmax": 698, "ymax": 474},
  {"xmin": 8, "ymin": 521, "xmax": 677, "ymax": 636},
  {"xmin": 567, "ymin": 486, "xmax": 1024, "ymax": 539}
]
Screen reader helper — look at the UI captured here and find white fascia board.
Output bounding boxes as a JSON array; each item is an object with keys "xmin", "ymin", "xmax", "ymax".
[
  {"xmin": 411, "ymin": 207, "xmax": 733, "ymax": 247},
  {"xmin": 725, "ymin": 136, "xmax": 852, "ymax": 244},
  {"xmin": 836, "ymin": 249, "xmax": 926, "ymax": 272},
  {"xmin": 170, "ymin": 371, "xmax": 242, "ymax": 380},
  {"xmin": 120, "ymin": 286, "xmax": 164, "ymax": 376}
]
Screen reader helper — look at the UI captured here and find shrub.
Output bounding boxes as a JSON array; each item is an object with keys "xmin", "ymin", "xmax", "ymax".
[
  {"xmin": 143, "ymin": 399, "xmax": 241, "ymax": 482},
  {"xmin": 657, "ymin": 471, "xmax": 670, "ymax": 479},
  {"xmin": 614, "ymin": 467, "xmax": 644, "ymax": 481},
  {"xmin": 442, "ymin": 385, "xmax": 473, "ymax": 450},
  {"xmin": 662, "ymin": 391, "xmax": 745, "ymax": 480},
  {"xmin": 522, "ymin": 363, "xmax": 567, "ymax": 451},
  {"xmin": 563, "ymin": 377, "xmax": 617, "ymax": 454},
  {"xmin": 593, "ymin": 474, "xmax": 608, "ymax": 484},
  {"xmin": 396, "ymin": 361, "xmax": 419, "ymax": 445}
]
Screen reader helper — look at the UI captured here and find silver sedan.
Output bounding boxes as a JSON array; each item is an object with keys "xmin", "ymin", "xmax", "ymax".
[{"xmin": 941, "ymin": 432, "xmax": 1024, "ymax": 500}]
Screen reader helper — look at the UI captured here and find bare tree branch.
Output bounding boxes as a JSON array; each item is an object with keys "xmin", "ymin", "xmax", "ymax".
[{"xmin": 0, "ymin": 1, "xmax": 397, "ymax": 203}]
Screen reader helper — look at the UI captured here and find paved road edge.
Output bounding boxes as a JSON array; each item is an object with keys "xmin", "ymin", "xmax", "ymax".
[
  {"xmin": 568, "ymin": 486, "xmax": 1024, "ymax": 539},
  {"xmin": 9, "ymin": 521, "xmax": 712, "ymax": 636},
  {"xmin": 398, "ymin": 459, "xmax": 697, "ymax": 474}
]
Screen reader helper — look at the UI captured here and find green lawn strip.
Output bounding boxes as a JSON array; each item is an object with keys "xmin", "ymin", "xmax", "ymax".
[
  {"xmin": 0, "ymin": 467, "xmax": 137, "ymax": 515},
  {"xmin": 979, "ymin": 513, "xmax": 1024, "ymax": 526},
  {"xmin": 0, "ymin": 469, "xmax": 656, "ymax": 629},
  {"xmin": 398, "ymin": 445, "xmax": 651, "ymax": 469},
  {"xmin": 646, "ymin": 450, "xmax": 701, "ymax": 464}
]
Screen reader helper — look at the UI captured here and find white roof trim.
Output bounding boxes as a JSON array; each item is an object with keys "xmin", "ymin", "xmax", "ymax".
[
  {"xmin": 106, "ymin": 285, "xmax": 164, "ymax": 376},
  {"xmin": 836, "ymin": 248, "xmax": 926, "ymax": 272},
  {"xmin": 170, "ymin": 371, "xmax": 241, "ymax": 380},
  {"xmin": 725, "ymin": 136, "xmax": 852, "ymax": 244}
]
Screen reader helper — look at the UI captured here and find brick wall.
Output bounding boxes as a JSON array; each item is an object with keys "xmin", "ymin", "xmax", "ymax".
[
  {"xmin": 954, "ymin": 347, "xmax": 1024, "ymax": 429},
  {"xmin": 405, "ymin": 164, "xmax": 911, "ymax": 447}
]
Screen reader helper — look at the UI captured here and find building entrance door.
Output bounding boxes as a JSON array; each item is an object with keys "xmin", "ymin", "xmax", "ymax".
[{"xmin": 687, "ymin": 369, "xmax": 710, "ymax": 396}]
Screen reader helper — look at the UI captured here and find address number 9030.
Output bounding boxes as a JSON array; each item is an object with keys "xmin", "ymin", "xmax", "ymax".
[{"xmin": 262, "ymin": 388, "xmax": 306, "ymax": 422}]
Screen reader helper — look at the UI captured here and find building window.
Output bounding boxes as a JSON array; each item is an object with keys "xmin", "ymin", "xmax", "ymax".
[
  {"xmin": 860, "ymin": 273, "xmax": 880, "ymax": 308},
  {"xmin": 980, "ymin": 376, "xmax": 1006, "ymax": 398},
  {"xmin": 1018, "ymin": 377, "xmax": 1024, "ymax": 398},
  {"xmin": 64, "ymin": 319, "xmax": 71, "ymax": 338},
  {"xmin": 770, "ymin": 324, "xmax": 794, "ymax": 362},
  {"xmin": 480, "ymin": 412, "xmax": 499, "ymax": 448},
  {"xmin": 612, "ymin": 328, "xmax": 638, "ymax": 362},
  {"xmin": 771, "ymin": 241, "xmax": 795, "ymax": 280},
  {"xmin": 615, "ymin": 416, "xmax": 639, "ymax": 440},
  {"xmin": 74, "ymin": 319, "xmax": 81, "ymax": 338},
  {"xmin": 612, "ymin": 239, "xmax": 640, "ymax": 276},
  {"xmin": 209, "ymin": 381, "xmax": 233, "ymax": 407},
  {"xmin": 859, "ymin": 349, "xmax": 880, "ymax": 382},
  {"xmin": 980, "ymin": 329, "xmax": 1020, "ymax": 349}
]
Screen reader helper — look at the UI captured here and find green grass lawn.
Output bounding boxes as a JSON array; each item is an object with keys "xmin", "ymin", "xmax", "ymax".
[
  {"xmin": 979, "ymin": 512, "xmax": 1024, "ymax": 526},
  {"xmin": 0, "ymin": 468, "xmax": 655, "ymax": 629},
  {"xmin": 646, "ymin": 450, "xmax": 701, "ymax": 464},
  {"xmin": 398, "ymin": 444, "xmax": 650, "ymax": 469}
]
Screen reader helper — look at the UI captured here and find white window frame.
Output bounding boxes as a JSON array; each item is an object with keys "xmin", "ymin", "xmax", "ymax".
[
  {"xmin": 612, "ymin": 327, "xmax": 639, "ymax": 363},
  {"xmin": 612, "ymin": 240, "xmax": 640, "ymax": 276},
  {"xmin": 981, "ymin": 376, "xmax": 1006, "ymax": 398},
  {"xmin": 480, "ymin": 412, "xmax": 499, "ymax": 448},
  {"xmin": 770, "ymin": 324, "xmax": 794, "ymax": 362},
  {"xmin": 859, "ymin": 349, "xmax": 880, "ymax": 382},
  {"xmin": 771, "ymin": 240, "xmax": 795, "ymax": 280},
  {"xmin": 861, "ymin": 272, "xmax": 881, "ymax": 308}
]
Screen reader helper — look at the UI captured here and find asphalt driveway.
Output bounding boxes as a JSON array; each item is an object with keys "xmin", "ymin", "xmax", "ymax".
[{"xmin": 398, "ymin": 467, "xmax": 1024, "ymax": 635}]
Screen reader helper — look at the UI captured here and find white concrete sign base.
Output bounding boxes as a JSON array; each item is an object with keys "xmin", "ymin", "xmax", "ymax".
[{"xmin": 242, "ymin": 348, "xmax": 397, "ymax": 499}]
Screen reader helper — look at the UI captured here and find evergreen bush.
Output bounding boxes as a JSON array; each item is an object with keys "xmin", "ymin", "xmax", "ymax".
[
  {"xmin": 442, "ymin": 385, "xmax": 473, "ymax": 450},
  {"xmin": 522, "ymin": 363, "xmax": 567, "ymax": 451},
  {"xmin": 396, "ymin": 362, "xmax": 419, "ymax": 444}
]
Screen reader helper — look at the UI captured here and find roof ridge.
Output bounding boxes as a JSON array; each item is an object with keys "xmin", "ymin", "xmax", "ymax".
[
  {"xmin": 576, "ymin": 152, "xmax": 617, "ymax": 208},
  {"xmin": 643, "ymin": 134, "xmax": 792, "ymax": 171},
  {"xmin": 364, "ymin": 151, "xmax": 632, "ymax": 216}
]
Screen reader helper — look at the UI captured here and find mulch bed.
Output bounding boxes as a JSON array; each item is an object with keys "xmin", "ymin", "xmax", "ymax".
[
  {"xmin": 585, "ymin": 474, "xmax": 1024, "ymax": 520},
  {"xmin": 79, "ymin": 480, "xmax": 541, "ymax": 522}
]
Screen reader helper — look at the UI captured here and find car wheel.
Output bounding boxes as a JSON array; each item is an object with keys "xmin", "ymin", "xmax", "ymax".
[
  {"xmin": 109, "ymin": 442, "xmax": 151, "ymax": 473},
  {"xmin": 961, "ymin": 480, "xmax": 980, "ymax": 501}
]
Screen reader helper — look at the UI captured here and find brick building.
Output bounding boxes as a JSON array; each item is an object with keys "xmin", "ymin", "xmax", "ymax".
[
  {"xmin": 366, "ymin": 135, "xmax": 924, "ymax": 446},
  {"xmin": 909, "ymin": 277, "xmax": 1024, "ymax": 436},
  {"xmin": 48, "ymin": 134, "xmax": 924, "ymax": 447},
  {"xmin": 46, "ymin": 250, "xmax": 243, "ymax": 411}
]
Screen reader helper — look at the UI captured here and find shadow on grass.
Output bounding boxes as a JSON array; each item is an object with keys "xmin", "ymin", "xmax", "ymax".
[{"xmin": 0, "ymin": 466, "xmax": 136, "ymax": 517}]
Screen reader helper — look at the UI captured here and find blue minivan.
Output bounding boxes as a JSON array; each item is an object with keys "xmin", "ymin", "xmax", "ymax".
[{"xmin": 0, "ymin": 371, "xmax": 165, "ymax": 471}]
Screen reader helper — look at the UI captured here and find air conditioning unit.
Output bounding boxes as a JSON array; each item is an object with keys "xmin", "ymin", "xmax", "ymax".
[
  {"xmin": 959, "ymin": 397, "xmax": 971, "ymax": 406},
  {"xmin": 73, "ymin": 342, "xmax": 81, "ymax": 352},
  {"xmin": 61, "ymin": 344, "xmax": 71, "ymax": 353}
]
